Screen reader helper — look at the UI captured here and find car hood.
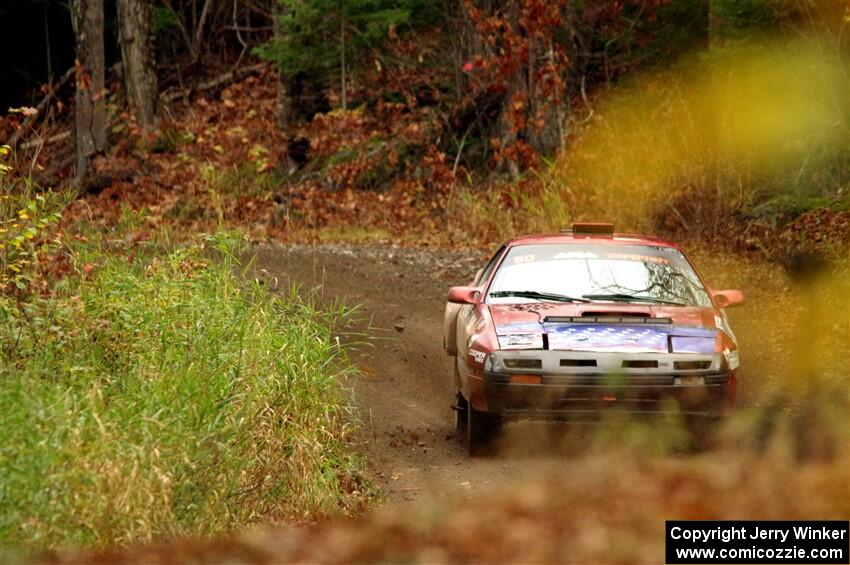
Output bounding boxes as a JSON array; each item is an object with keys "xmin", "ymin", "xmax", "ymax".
[{"xmin": 488, "ymin": 303, "xmax": 719, "ymax": 353}]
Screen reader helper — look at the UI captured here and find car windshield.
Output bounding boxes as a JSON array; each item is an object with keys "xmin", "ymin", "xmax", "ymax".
[{"xmin": 486, "ymin": 243, "xmax": 712, "ymax": 307}]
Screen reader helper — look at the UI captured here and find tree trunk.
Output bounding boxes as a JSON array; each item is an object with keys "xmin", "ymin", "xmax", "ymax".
[
  {"xmin": 70, "ymin": 0, "xmax": 106, "ymax": 189},
  {"xmin": 490, "ymin": 0, "xmax": 568, "ymax": 178},
  {"xmin": 496, "ymin": 0, "xmax": 522, "ymax": 180},
  {"xmin": 340, "ymin": 13, "xmax": 347, "ymax": 111},
  {"xmin": 526, "ymin": 38, "xmax": 565, "ymax": 156},
  {"xmin": 117, "ymin": 0, "xmax": 157, "ymax": 129},
  {"xmin": 273, "ymin": 2, "xmax": 291, "ymax": 131}
]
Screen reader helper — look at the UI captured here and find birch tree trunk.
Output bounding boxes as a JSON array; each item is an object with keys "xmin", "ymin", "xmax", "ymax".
[
  {"xmin": 117, "ymin": 0, "xmax": 157, "ymax": 129},
  {"xmin": 70, "ymin": 0, "xmax": 106, "ymax": 189}
]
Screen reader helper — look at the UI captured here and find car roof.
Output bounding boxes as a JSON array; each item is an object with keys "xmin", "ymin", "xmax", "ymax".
[{"xmin": 504, "ymin": 232, "xmax": 680, "ymax": 249}]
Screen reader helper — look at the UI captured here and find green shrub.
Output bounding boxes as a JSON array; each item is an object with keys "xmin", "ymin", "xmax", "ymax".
[
  {"xmin": 0, "ymin": 234, "xmax": 364, "ymax": 549},
  {"xmin": 0, "ymin": 147, "xmax": 64, "ymax": 295}
]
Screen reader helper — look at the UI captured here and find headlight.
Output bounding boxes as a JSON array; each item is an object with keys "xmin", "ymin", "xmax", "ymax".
[
  {"xmin": 485, "ymin": 352, "xmax": 543, "ymax": 372},
  {"xmin": 503, "ymin": 358, "xmax": 543, "ymax": 369},
  {"xmin": 669, "ymin": 336, "xmax": 715, "ymax": 354},
  {"xmin": 497, "ymin": 333, "xmax": 544, "ymax": 349}
]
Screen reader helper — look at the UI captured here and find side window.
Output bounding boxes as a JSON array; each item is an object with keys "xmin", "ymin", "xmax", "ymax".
[{"xmin": 475, "ymin": 246, "xmax": 506, "ymax": 286}]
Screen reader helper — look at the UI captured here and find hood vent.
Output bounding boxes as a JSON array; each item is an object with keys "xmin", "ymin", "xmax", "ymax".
[
  {"xmin": 545, "ymin": 315, "xmax": 672, "ymax": 324},
  {"xmin": 581, "ymin": 311, "xmax": 650, "ymax": 318}
]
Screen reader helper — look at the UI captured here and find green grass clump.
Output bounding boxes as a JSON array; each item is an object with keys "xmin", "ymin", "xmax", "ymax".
[{"xmin": 0, "ymin": 233, "xmax": 364, "ymax": 550}]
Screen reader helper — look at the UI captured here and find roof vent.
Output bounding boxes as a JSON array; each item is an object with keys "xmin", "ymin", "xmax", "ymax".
[{"xmin": 571, "ymin": 222, "xmax": 614, "ymax": 236}]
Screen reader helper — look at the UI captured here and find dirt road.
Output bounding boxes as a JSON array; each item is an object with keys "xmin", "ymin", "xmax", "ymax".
[{"xmin": 253, "ymin": 243, "xmax": 589, "ymax": 503}]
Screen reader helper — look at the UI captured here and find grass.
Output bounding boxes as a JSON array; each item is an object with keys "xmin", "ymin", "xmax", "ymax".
[{"xmin": 0, "ymin": 232, "xmax": 366, "ymax": 550}]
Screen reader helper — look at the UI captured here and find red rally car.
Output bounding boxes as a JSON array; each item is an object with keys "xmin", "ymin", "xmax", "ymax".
[{"xmin": 443, "ymin": 223, "xmax": 744, "ymax": 455}]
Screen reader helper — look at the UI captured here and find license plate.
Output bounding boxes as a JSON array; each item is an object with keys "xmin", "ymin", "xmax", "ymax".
[{"xmin": 675, "ymin": 376, "xmax": 705, "ymax": 385}]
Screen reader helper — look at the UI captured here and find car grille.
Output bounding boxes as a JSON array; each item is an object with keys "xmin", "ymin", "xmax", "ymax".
[{"xmin": 543, "ymin": 373, "xmax": 728, "ymax": 386}]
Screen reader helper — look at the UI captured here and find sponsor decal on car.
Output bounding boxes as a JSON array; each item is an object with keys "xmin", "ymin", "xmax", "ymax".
[
  {"xmin": 605, "ymin": 252, "xmax": 670, "ymax": 264},
  {"xmin": 468, "ymin": 348, "xmax": 486, "ymax": 363},
  {"xmin": 495, "ymin": 322, "xmax": 717, "ymax": 353},
  {"xmin": 553, "ymin": 251, "xmax": 598, "ymax": 260},
  {"xmin": 512, "ymin": 254, "xmax": 536, "ymax": 264},
  {"xmin": 723, "ymin": 348, "xmax": 740, "ymax": 370}
]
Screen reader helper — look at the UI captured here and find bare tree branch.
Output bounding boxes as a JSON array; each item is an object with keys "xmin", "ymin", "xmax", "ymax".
[{"xmin": 7, "ymin": 67, "xmax": 75, "ymax": 148}]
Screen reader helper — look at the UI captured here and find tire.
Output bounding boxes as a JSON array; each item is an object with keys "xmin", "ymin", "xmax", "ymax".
[
  {"xmin": 455, "ymin": 390, "xmax": 468, "ymax": 438},
  {"xmin": 466, "ymin": 403, "xmax": 503, "ymax": 457},
  {"xmin": 685, "ymin": 415, "xmax": 719, "ymax": 451}
]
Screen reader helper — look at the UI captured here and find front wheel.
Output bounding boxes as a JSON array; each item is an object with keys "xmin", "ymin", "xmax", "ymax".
[
  {"xmin": 685, "ymin": 415, "xmax": 722, "ymax": 451},
  {"xmin": 454, "ymin": 390, "xmax": 468, "ymax": 438},
  {"xmin": 466, "ymin": 403, "xmax": 503, "ymax": 457}
]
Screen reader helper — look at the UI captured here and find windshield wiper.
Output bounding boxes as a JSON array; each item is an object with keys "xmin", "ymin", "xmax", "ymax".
[
  {"xmin": 582, "ymin": 293, "xmax": 686, "ymax": 306},
  {"xmin": 489, "ymin": 290, "xmax": 591, "ymax": 303}
]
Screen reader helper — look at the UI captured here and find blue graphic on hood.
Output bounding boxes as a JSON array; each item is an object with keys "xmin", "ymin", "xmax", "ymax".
[{"xmin": 495, "ymin": 322, "xmax": 716, "ymax": 353}]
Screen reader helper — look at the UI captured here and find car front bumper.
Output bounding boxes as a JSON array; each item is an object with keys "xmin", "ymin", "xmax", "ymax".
[{"xmin": 471, "ymin": 375, "xmax": 733, "ymax": 418}]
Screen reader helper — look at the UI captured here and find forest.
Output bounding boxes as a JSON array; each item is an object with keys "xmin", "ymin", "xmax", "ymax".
[
  {"xmin": 1, "ymin": 0, "xmax": 846, "ymax": 252},
  {"xmin": 1, "ymin": 0, "xmax": 848, "ymax": 562}
]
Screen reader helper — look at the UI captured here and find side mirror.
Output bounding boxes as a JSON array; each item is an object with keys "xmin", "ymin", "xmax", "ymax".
[
  {"xmin": 448, "ymin": 286, "xmax": 480, "ymax": 305},
  {"xmin": 712, "ymin": 289, "xmax": 744, "ymax": 308}
]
